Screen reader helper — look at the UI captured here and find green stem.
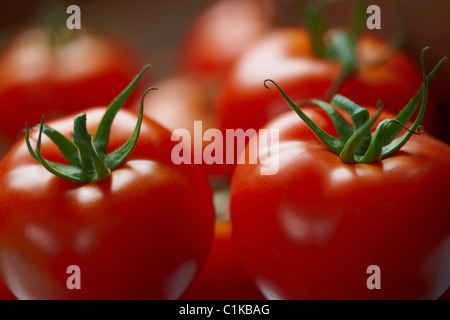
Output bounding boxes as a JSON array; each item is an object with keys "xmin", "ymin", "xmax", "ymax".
[
  {"xmin": 72, "ymin": 113, "xmax": 111, "ymax": 181},
  {"xmin": 264, "ymin": 79, "xmax": 342, "ymax": 154},
  {"xmin": 324, "ymin": 30, "xmax": 358, "ymax": 99},
  {"xmin": 25, "ymin": 65, "xmax": 153, "ymax": 183},
  {"xmin": 339, "ymin": 107, "xmax": 382, "ymax": 163},
  {"xmin": 302, "ymin": 1, "xmax": 359, "ymax": 98}
]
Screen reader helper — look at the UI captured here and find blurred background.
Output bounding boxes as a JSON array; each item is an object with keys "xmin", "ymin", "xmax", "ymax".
[{"xmin": 0, "ymin": 0, "xmax": 449, "ymax": 145}]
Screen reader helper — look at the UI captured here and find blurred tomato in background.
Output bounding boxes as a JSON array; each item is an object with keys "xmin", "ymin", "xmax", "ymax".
[
  {"xmin": 0, "ymin": 1, "xmax": 146, "ymax": 158},
  {"xmin": 176, "ymin": 0, "xmax": 276, "ymax": 78},
  {"xmin": 0, "ymin": 27, "xmax": 143, "ymax": 140},
  {"xmin": 214, "ymin": 28, "xmax": 425, "ymax": 130}
]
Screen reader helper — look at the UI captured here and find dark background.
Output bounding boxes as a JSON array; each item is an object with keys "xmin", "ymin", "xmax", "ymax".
[{"xmin": 0, "ymin": 0, "xmax": 449, "ymax": 142}]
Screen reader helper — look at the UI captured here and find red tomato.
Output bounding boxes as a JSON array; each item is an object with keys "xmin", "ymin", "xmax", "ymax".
[
  {"xmin": 177, "ymin": 0, "xmax": 275, "ymax": 77},
  {"xmin": 0, "ymin": 86, "xmax": 214, "ymax": 299},
  {"xmin": 0, "ymin": 28, "xmax": 143, "ymax": 143},
  {"xmin": 230, "ymin": 71, "xmax": 450, "ymax": 299},
  {"xmin": 215, "ymin": 27, "xmax": 429, "ymax": 141}
]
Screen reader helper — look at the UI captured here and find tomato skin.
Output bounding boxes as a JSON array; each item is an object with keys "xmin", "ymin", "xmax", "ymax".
[
  {"xmin": 179, "ymin": 221, "xmax": 265, "ymax": 300},
  {"xmin": 230, "ymin": 107, "xmax": 450, "ymax": 300},
  {"xmin": 0, "ymin": 28, "xmax": 143, "ymax": 142},
  {"xmin": 0, "ymin": 280, "xmax": 16, "ymax": 300},
  {"xmin": 0, "ymin": 108, "xmax": 214, "ymax": 300},
  {"xmin": 215, "ymin": 27, "xmax": 427, "ymax": 138},
  {"xmin": 438, "ymin": 287, "xmax": 450, "ymax": 300},
  {"xmin": 177, "ymin": 0, "xmax": 275, "ymax": 77}
]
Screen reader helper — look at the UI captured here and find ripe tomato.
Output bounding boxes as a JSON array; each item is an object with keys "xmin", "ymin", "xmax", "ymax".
[
  {"xmin": 215, "ymin": 27, "xmax": 429, "ymax": 142},
  {"xmin": 0, "ymin": 70, "xmax": 214, "ymax": 299},
  {"xmin": 230, "ymin": 57, "xmax": 450, "ymax": 299},
  {"xmin": 177, "ymin": 0, "xmax": 275, "ymax": 77},
  {"xmin": 0, "ymin": 27, "xmax": 143, "ymax": 143}
]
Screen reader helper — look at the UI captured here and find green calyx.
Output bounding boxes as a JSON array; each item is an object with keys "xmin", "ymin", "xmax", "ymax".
[
  {"xmin": 25, "ymin": 64, "xmax": 155, "ymax": 183},
  {"xmin": 264, "ymin": 48, "xmax": 446, "ymax": 164}
]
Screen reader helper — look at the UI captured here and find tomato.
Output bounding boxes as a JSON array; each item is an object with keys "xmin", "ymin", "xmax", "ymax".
[
  {"xmin": 231, "ymin": 109, "xmax": 450, "ymax": 300},
  {"xmin": 229, "ymin": 56, "xmax": 450, "ymax": 299},
  {"xmin": 0, "ymin": 27, "xmax": 143, "ymax": 143},
  {"xmin": 0, "ymin": 69, "xmax": 214, "ymax": 299},
  {"xmin": 177, "ymin": 0, "xmax": 275, "ymax": 77},
  {"xmin": 215, "ymin": 27, "xmax": 429, "ymax": 156}
]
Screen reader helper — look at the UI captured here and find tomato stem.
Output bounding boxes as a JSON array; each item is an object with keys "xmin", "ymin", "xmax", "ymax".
[
  {"xmin": 302, "ymin": 0, "xmax": 358, "ymax": 99},
  {"xmin": 264, "ymin": 79, "xmax": 343, "ymax": 154},
  {"xmin": 350, "ymin": 0, "xmax": 366, "ymax": 39},
  {"xmin": 25, "ymin": 65, "xmax": 154, "ymax": 183},
  {"xmin": 72, "ymin": 113, "xmax": 111, "ymax": 181},
  {"xmin": 39, "ymin": 1, "xmax": 78, "ymax": 45},
  {"xmin": 302, "ymin": 1, "xmax": 406, "ymax": 99},
  {"xmin": 323, "ymin": 30, "xmax": 357, "ymax": 100},
  {"xmin": 265, "ymin": 48, "xmax": 446, "ymax": 164},
  {"xmin": 302, "ymin": 0, "xmax": 330, "ymax": 58}
]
